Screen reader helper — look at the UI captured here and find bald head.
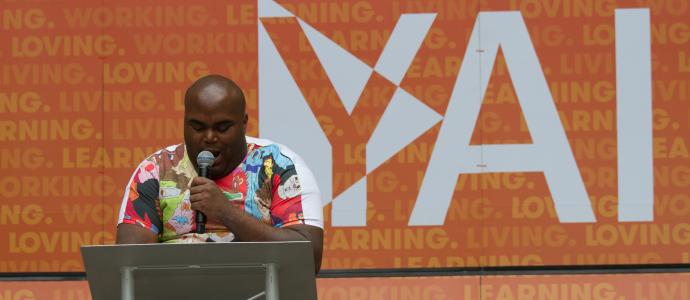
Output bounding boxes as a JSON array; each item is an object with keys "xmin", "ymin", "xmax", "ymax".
[
  {"xmin": 184, "ymin": 74, "xmax": 246, "ymax": 113},
  {"xmin": 183, "ymin": 74, "xmax": 249, "ymax": 179}
]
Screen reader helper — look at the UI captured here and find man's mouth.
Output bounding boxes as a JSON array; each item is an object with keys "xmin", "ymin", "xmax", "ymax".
[{"xmin": 204, "ymin": 149, "xmax": 221, "ymax": 158}]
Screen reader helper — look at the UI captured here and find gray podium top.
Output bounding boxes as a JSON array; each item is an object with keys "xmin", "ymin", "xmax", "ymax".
[{"xmin": 81, "ymin": 241, "xmax": 316, "ymax": 300}]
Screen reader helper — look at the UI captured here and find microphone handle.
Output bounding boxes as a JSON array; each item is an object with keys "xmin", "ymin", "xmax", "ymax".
[
  {"xmin": 198, "ymin": 165, "xmax": 208, "ymax": 178},
  {"xmin": 195, "ymin": 166, "xmax": 208, "ymax": 233}
]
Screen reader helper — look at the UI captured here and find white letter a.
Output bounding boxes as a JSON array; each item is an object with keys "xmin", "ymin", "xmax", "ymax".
[{"xmin": 409, "ymin": 12, "xmax": 596, "ymax": 225}]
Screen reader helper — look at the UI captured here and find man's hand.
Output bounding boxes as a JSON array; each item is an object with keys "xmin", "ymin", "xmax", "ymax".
[
  {"xmin": 189, "ymin": 176, "xmax": 231, "ymax": 224},
  {"xmin": 189, "ymin": 176, "xmax": 323, "ymax": 273}
]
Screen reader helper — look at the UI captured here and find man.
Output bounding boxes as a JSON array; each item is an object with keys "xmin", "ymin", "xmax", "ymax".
[{"xmin": 116, "ymin": 74, "xmax": 324, "ymax": 272}]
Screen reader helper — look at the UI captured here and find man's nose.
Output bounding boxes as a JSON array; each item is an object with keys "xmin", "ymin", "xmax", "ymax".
[{"xmin": 202, "ymin": 129, "xmax": 218, "ymax": 143}]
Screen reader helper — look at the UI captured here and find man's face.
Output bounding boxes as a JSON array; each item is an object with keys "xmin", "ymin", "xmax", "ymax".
[{"xmin": 184, "ymin": 84, "xmax": 247, "ymax": 179}]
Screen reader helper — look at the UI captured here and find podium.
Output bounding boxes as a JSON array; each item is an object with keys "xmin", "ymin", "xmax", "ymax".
[{"xmin": 81, "ymin": 241, "xmax": 317, "ymax": 300}]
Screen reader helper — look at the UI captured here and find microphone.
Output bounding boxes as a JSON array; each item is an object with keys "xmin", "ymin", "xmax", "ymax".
[{"xmin": 195, "ymin": 150, "xmax": 215, "ymax": 234}]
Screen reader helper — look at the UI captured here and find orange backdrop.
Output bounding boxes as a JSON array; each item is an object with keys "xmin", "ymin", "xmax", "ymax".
[
  {"xmin": 0, "ymin": 273, "xmax": 689, "ymax": 300},
  {"xmin": 1, "ymin": 0, "xmax": 689, "ymax": 272}
]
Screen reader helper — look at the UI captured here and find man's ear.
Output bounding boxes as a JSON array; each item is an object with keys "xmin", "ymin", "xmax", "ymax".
[{"xmin": 243, "ymin": 113, "xmax": 248, "ymax": 132}]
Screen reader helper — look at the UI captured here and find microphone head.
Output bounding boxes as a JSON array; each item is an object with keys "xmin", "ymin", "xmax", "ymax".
[{"xmin": 196, "ymin": 150, "xmax": 215, "ymax": 168}]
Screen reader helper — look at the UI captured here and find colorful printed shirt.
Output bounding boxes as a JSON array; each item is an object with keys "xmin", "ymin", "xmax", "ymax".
[{"xmin": 117, "ymin": 136, "xmax": 323, "ymax": 243}]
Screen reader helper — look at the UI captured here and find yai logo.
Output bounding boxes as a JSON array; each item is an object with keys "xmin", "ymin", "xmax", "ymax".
[{"xmin": 257, "ymin": 0, "xmax": 654, "ymax": 226}]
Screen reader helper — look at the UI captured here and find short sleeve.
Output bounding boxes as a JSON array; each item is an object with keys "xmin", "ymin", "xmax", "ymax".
[
  {"xmin": 269, "ymin": 152, "xmax": 324, "ymax": 229},
  {"xmin": 117, "ymin": 157, "xmax": 163, "ymax": 234}
]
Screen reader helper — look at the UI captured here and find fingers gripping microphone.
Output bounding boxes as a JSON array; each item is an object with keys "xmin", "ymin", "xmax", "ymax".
[{"xmin": 195, "ymin": 151, "xmax": 215, "ymax": 234}]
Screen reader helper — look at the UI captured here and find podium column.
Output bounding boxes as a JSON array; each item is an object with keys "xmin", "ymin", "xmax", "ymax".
[
  {"xmin": 121, "ymin": 266, "xmax": 135, "ymax": 300},
  {"xmin": 265, "ymin": 263, "xmax": 279, "ymax": 300}
]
